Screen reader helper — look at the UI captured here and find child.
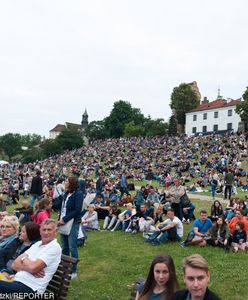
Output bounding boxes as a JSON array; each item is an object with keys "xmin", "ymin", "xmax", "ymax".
[{"xmin": 231, "ymin": 221, "xmax": 248, "ymax": 252}]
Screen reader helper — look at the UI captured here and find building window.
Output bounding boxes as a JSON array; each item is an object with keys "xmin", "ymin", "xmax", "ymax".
[
  {"xmin": 228, "ymin": 109, "xmax": 232, "ymax": 116},
  {"xmin": 202, "ymin": 126, "xmax": 207, "ymax": 133},
  {"xmin": 193, "ymin": 115, "xmax": 197, "ymax": 121},
  {"xmin": 213, "ymin": 124, "xmax": 218, "ymax": 132},
  {"xmin": 214, "ymin": 111, "xmax": 218, "ymax": 118},
  {"xmin": 203, "ymin": 113, "xmax": 207, "ymax": 120},
  {"xmin": 192, "ymin": 127, "xmax": 197, "ymax": 134},
  {"xmin": 227, "ymin": 123, "xmax": 232, "ymax": 131}
]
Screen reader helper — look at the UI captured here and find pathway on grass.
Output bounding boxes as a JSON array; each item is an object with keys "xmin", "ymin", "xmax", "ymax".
[{"xmin": 187, "ymin": 193, "xmax": 228, "ymax": 204}]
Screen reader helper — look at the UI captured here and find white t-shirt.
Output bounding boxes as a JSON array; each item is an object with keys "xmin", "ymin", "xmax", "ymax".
[
  {"xmin": 162, "ymin": 216, "xmax": 184, "ymax": 238},
  {"xmin": 14, "ymin": 239, "xmax": 62, "ymax": 294}
]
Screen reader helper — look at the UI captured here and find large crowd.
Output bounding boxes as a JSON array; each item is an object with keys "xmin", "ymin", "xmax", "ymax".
[{"xmin": 0, "ymin": 132, "xmax": 248, "ymax": 298}]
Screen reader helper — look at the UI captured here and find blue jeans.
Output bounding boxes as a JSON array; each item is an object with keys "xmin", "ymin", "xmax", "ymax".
[
  {"xmin": 29, "ymin": 194, "xmax": 40, "ymax": 208},
  {"xmin": 182, "ymin": 203, "xmax": 195, "ymax": 220},
  {"xmin": 148, "ymin": 230, "xmax": 181, "ymax": 242},
  {"xmin": 211, "ymin": 184, "xmax": 217, "ymax": 199},
  {"xmin": 60, "ymin": 222, "xmax": 79, "ymax": 273}
]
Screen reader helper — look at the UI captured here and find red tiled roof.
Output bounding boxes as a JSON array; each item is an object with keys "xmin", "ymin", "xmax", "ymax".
[
  {"xmin": 49, "ymin": 124, "xmax": 66, "ymax": 132},
  {"xmin": 65, "ymin": 122, "xmax": 82, "ymax": 128},
  {"xmin": 189, "ymin": 98, "xmax": 241, "ymax": 113}
]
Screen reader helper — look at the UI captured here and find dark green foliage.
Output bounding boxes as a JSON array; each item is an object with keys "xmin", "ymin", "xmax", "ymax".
[
  {"xmin": 56, "ymin": 127, "xmax": 84, "ymax": 151},
  {"xmin": 124, "ymin": 121, "xmax": 145, "ymax": 137},
  {"xmin": 168, "ymin": 114, "xmax": 178, "ymax": 135},
  {"xmin": 104, "ymin": 100, "xmax": 145, "ymax": 138},
  {"xmin": 0, "ymin": 133, "xmax": 22, "ymax": 159},
  {"xmin": 170, "ymin": 83, "xmax": 200, "ymax": 127},
  {"xmin": 144, "ymin": 118, "xmax": 168, "ymax": 136},
  {"xmin": 85, "ymin": 120, "xmax": 109, "ymax": 141},
  {"xmin": 236, "ymin": 87, "xmax": 248, "ymax": 131}
]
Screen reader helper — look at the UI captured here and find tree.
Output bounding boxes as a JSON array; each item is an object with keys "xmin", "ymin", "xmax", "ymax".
[
  {"xmin": 170, "ymin": 83, "xmax": 200, "ymax": 130},
  {"xmin": 236, "ymin": 87, "xmax": 248, "ymax": 131},
  {"xmin": 42, "ymin": 139, "xmax": 62, "ymax": 157},
  {"xmin": 56, "ymin": 127, "xmax": 84, "ymax": 151},
  {"xmin": 144, "ymin": 118, "xmax": 168, "ymax": 136},
  {"xmin": 168, "ymin": 114, "xmax": 178, "ymax": 136},
  {"xmin": 21, "ymin": 134, "xmax": 42, "ymax": 148},
  {"xmin": 123, "ymin": 121, "xmax": 145, "ymax": 137},
  {"xmin": 85, "ymin": 120, "xmax": 109, "ymax": 141},
  {"xmin": 105, "ymin": 100, "xmax": 145, "ymax": 138},
  {"xmin": 0, "ymin": 133, "xmax": 22, "ymax": 159}
]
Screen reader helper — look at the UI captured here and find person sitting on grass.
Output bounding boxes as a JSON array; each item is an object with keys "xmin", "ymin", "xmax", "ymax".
[
  {"xmin": 103, "ymin": 203, "xmax": 121, "ymax": 230},
  {"xmin": 209, "ymin": 200, "xmax": 224, "ymax": 223},
  {"xmin": 13, "ymin": 200, "xmax": 33, "ymax": 225},
  {"xmin": 79, "ymin": 204, "xmax": 99, "ymax": 245},
  {"xmin": 181, "ymin": 210, "xmax": 212, "ymax": 248},
  {"xmin": 228, "ymin": 209, "xmax": 248, "ymax": 237},
  {"xmin": 206, "ymin": 216, "xmax": 230, "ymax": 249},
  {"xmin": 146, "ymin": 209, "xmax": 183, "ymax": 246},
  {"xmin": 33, "ymin": 198, "xmax": 52, "ymax": 225},
  {"xmin": 111, "ymin": 203, "xmax": 133, "ymax": 231},
  {"xmin": 231, "ymin": 221, "xmax": 248, "ymax": 253}
]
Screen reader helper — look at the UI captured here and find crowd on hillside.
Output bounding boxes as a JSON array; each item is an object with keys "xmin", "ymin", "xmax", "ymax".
[{"xmin": 0, "ymin": 132, "xmax": 248, "ymax": 296}]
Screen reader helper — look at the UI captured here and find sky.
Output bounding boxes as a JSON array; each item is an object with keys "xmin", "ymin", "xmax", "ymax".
[{"xmin": 0, "ymin": 0, "xmax": 247, "ymax": 137}]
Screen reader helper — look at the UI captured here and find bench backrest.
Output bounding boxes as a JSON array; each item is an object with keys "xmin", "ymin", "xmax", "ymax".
[{"xmin": 45, "ymin": 254, "xmax": 78, "ymax": 300}]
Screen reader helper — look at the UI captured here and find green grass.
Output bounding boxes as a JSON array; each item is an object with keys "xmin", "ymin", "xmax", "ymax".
[
  {"xmin": 5, "ymin": 194, "xmax": 248, "ymax": 299},
  {"xmin": 66, "ymin": 199, "xmax": 248, "ymax": 300}
]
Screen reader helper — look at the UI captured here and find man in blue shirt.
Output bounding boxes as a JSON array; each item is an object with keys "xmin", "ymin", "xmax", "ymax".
[{"xmin": 181, "ymin": 210, "xmax": 212, "ymax": 247}]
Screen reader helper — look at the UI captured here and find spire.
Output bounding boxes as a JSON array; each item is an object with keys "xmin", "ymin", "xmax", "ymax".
[
  {"xmin": 81, "ymin": 109, "xmax": 89, "ymax": 129},
  {"xmin": 217, "ymin": 86, "xmax": 222, "ymax": 99}
]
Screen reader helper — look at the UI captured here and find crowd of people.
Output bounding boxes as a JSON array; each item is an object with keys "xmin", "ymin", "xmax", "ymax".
[{"xmin": 0, "ymin": 132, "xmax": 247, "ymax": 298}]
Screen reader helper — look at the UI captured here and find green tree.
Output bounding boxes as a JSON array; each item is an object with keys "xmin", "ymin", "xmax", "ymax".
[
  {"xmin": 56, "ymin": 127, "xmax": 84, "ymax": 151},
  {"xmin": 22, "ymin": 148, "xmax": 44, "ymax": 164},
  {"xmin": 168, "ymin": 114, "xmax": 178, "ymax": 135},
  {"xmin": 85, "ymin": 120, "xmax": 109, "ymax": 141},
  {"xmin": 144, "ymin": 118, "xmax": 168, "ymax": 136},
  {"xmin": 42, "ymin": 139, "xmax": 62, "ymax": 157},
  {"xmin": 0, "ymin": 133, "xmax": 22, "ymax": 159},
  {"xmin": 105, "ymin": 100, "xmax": 145, "ymax": 138},
  {"xmin": 170, "ymin": 83, "xmax": 200, "ymax": 130},
  {"xmin": 236, "ymin": 87, "xmax": 248, "ymax": 131},
  {"xmin": 21, "ymin": 134, "xmax": 42, "ymax": 148},
  {"xmin": 123, "ymin": 121, "xmax": 145, "ymax": 137}
]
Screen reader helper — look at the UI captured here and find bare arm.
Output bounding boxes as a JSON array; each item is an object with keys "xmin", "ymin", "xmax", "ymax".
[{"xmin": 12, "ymin": 253, "xmax": 46, "ymax": 274}]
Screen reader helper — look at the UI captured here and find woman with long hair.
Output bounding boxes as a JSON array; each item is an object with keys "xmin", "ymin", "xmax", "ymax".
[
  {"xmin": 57, "ymin": 176, "xmax": 83, "ymax": 279},
  {"xmin": 135, "ymin": 253, "xmax": 179, "ymax": 300}
]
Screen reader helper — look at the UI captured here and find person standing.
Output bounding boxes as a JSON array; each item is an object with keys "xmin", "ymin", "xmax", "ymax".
[
  {"xmin": 29, "ymin": 170, "xmax": 43, "ymax": 208},
  {"xmin": 57, "ymin": 176, "xmax": 83, "ymax": 279},
  {"xmin": 224, "ymin": 169, "xmax": 234, "ymax": 200},
  {"xmin": 172, "ymin": 254, "xmax": 222, "ymax": 300}
]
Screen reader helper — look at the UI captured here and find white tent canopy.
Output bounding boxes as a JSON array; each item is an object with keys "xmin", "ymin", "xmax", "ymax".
[{"xmin": 0, "ymin": 160, "xmax": 9, "ymax": 165}]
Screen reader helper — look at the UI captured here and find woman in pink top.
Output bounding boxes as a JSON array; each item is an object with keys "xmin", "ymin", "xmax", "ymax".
[{"xmin": 34, "ymin": 198, "xmax": 52, "ymax": 225}]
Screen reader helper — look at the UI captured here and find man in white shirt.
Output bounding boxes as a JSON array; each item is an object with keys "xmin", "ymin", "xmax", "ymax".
[
  {"xmin": 0, "ymin": 219, "xmax": 62, "ymax": 298},
  {"xmin": 146, "ymin": 208, "xmax": 183, "ymax": 245}
]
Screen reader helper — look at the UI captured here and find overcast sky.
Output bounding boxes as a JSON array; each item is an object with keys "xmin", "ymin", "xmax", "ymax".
[{"xmin": 0, "ymin": 0, "xmax": 247, "ymax": 137}]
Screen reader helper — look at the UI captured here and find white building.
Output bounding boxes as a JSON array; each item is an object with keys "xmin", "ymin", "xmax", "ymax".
[{"xmin": 185, "ymin": 97, "xmax": 242, "ymax": 136}]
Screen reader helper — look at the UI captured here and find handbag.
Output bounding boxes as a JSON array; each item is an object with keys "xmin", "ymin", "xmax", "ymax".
[{"xmin": 58, "ymin": 218, "xmax": 74, "ymax": 235}]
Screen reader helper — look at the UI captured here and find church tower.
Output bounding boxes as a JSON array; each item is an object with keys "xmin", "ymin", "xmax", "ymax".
[{"xmin": 81, "ymin": 109, "xmax": 89, "ymax": 129}]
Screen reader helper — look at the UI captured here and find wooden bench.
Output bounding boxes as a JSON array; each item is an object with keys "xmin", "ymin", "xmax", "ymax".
[{"xmin": 45, "ymin": 254, "xmax": 79, "ymax": 300}]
